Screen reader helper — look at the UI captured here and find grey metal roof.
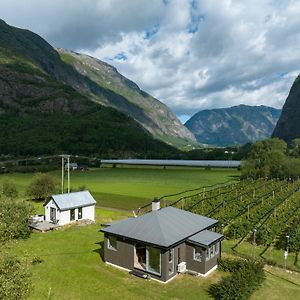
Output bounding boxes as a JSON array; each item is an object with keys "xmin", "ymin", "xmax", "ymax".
[
  {"xmin": 101, "ymin": 159, "xmax": 241, "ymax": 168},
  {"xmin": 188, "ymin": 230, "xmax": 224, "ymax": 247},
  {"xmin": 101, "ymin": 206, "xmax": 218, "ymax": 248},
  {"xmin": 51, "ymin": 191, "xmax": 96, "ymax": 211}
]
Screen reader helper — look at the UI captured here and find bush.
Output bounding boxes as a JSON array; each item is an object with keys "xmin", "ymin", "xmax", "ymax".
[
  {"xmin": 0, "ymin": 196, "xmax": 34, "ymax": 242},
  {"xmin": 0, "ymin": 256, "xmax": 31, "ymax": 300},
  {"xmin": 26, "ymin": 173, "xmax": 56, "ymax": 200},
  {"xmin": 210, "ymin": 258, "xmax": 265, "ymax": 300},
  {"xmin": 1, "ymin": 180, "xmax": 18, "ymax": 198}
]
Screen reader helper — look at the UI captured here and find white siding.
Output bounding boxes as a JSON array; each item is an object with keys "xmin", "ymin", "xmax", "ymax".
[
  {"xmin": 45, "ymin": 200, "xmax": 60, "ymax": 222},
  {"xmin": 59, "ymin": 210, "xmax": 71, "ymax": 225},
  {"xmin": 45, "ymin": 199, "xmax": 95, "ymax": 225},
  {"xmin": 83, "ymin": 205, "xmax": 95, "ymax": 221}
]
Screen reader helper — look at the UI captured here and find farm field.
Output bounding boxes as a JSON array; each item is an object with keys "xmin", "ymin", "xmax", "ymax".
[
  {"xmin": 174, "ymin": 178, "xmax": 300, "ymax": 271},
  {"xmin": 4, "ymin": 207, "xmax": 299, "ymax": 300},
  {"xmin": 2, "ymin": 168, "xmax": 300, "ymax": 299},
  {"xmin": 0, "ymin": 167, "xmax": 240, "ymax": 210}
]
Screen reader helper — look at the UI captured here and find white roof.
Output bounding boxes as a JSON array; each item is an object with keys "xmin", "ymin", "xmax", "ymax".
[{"xmin": 50, "ymin": 191, "xmax": 96, "ymax": 211}]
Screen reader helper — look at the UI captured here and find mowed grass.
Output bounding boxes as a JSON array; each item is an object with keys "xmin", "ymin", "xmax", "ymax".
[
  {"xmin": 6, "ymin": 207, "xmax": 300, "ymax": 300},
  {"xmin": 0, "ymin": 166, "xmax": 239, "ymax": 210},
  {"xmin": 8, "ymin": 208, "xmax": 221, "ymax": 300}
]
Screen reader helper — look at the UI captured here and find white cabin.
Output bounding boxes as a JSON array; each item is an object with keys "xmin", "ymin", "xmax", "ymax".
[{"xmin": 44, "ymin": 191, "xmax": 96, "ymax": 226}]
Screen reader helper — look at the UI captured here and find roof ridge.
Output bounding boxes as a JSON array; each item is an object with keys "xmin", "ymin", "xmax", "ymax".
[{"xmin": 153, "ymin": 211, "xmax": 170, "ymax": 246}]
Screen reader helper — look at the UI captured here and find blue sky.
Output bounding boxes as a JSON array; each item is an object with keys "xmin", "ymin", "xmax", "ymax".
[{"xmin": 1, "ymin": 0, "xmax": 300, "ymax": 123}]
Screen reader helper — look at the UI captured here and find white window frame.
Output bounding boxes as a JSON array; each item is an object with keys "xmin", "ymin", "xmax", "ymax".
[
  {"xmin": 107, "ymin": 236, "xmax": 117, "ymax": 251},
  {"xmin": 193, "ymin": 247, "xmax": 202, "ymax": 262},
  {"xmin": 169, "ymin": 249, "xmax": 174, "ymax": 275},
  {"xmin": 134, "ymin": 244, "xmax": 161, "ymax": 276}
]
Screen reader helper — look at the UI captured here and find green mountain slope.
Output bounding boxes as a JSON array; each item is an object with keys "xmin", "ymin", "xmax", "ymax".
[
  {"xmin": 272, "ymin": 75, "xmax": 300, "ymax": 144},
  {"xmin": 57, "ymin": 48, "xmax": 196, "ymax": 144},
  {"xmin": 0, "ymin": 19, "xmax": 195, "ymax": 147},
  {"xmin": 0, "ymin": 19, "xmax": 180, "ymax": 157},
  {"xmin": 185, "ymin": 105, "xmax": 281, "ymax": 146}
]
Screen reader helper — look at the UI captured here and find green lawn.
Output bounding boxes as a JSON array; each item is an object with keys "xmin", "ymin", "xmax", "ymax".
[
  {"xmin": 8, "ymin": 208, "xmax": 220, "ymax": 300},
  {"xmin": 5, "ymin": 207, "xmax": 300, "ymax": 300},
  {"xmin": 0, "ymin": 167, "xmax": 239, "ymax": 210}
]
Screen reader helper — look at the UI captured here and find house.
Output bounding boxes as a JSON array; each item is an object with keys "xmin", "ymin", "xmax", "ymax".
[
  {"xmin": 101, "ymin": 200, "xmax": 224, "ymax": 283},
  {"xmin": 65, "ymin": 162, "xmax": 78, "ymax": 171},
  {"xmin": 44, "ymin": 191, "xmax": 96, "ymax": 226}
]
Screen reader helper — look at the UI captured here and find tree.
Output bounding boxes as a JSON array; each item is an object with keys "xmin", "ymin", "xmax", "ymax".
[
  {"xmin": 0, "ymin": 196, "xmax": 34, "ymax": 242},
  {"xmin": 26, "ymin": 173, "xmax": 56, "ymax": 200},
  {"xmin": 0, "ymin": 256, "xmax": 31, "ymax": 300},
  {"xmin": 1, "ymin": 180, "xmax": 18, "ymax": 199},
  {"xmin": 290, "ymin": 138, "xmax": 300, "ymax": 157},
  {"xmin": 241, "ymin": 138, "xmax": 289, "ymax": 179}
]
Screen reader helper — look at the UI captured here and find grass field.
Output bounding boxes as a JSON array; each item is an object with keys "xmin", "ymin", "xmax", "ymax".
[
  {"xmin": 0, "ymin": 166, "xmax": 240, "ymax": 210},
  {"xmin": 5, "ymin": 207, "xmax": 300, "ymax": 300},
  {"xmin": 8, "ymin": 208, "xmax": 221, "ymax": 300},
  {"xmin": 2, "ymin": 167, "xmax": 300, "ymax": 299}
]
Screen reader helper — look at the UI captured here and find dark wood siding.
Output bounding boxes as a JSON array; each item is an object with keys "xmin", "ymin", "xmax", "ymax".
[
  {"xmin": 104, "ymin": 235, "xmax": 134, "ymax": 270},
  {"xmin": 185, "ymin": 242, "xmax": 220, "ymax": 275},
  {"xmin": 185, "ymin": 243, "xmax": 206, "ymax": 274}
]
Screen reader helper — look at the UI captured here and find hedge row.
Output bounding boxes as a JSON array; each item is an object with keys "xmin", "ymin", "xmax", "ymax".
[{"xmin": 210, "ymin": 258, "xmax": 265, "ymax": 300}]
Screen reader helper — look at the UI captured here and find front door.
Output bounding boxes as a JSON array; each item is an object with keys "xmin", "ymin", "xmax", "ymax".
[{"xmin": 50, "ymin": 207, "xmax": 56, "ymax": 223}]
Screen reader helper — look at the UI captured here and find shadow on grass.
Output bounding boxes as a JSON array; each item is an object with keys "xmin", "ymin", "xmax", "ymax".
[{"xmin": 93, "ymin": 241, "xmax": 104, "ymax": 261}]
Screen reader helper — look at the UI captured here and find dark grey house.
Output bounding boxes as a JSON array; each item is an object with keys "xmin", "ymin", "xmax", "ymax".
[{"xmin": 101, "ymin": 201, "xmax": 223, "ymax": 283}]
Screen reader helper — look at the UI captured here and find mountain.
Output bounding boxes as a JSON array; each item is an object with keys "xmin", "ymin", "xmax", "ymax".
[
  {"xmin": 0, "ymin": 19, "xmax": 195, "ymax": 148},
  {"xmin": 272, "ymin": 75, "xmax": 300, "ymax": 144},
  {"xmin": 57, "ymin": 49, "xmax": 195, "ymax": 144},
  {"xmin": 0, "ymin": 19, "xmax": 181, "ymax": 157},
  {"xmin": 185, "ymin": 105, "xmax": 281, "ymax": 147}
]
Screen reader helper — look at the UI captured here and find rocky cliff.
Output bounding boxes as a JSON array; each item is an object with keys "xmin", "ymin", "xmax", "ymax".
[
  {"xmin": 185, "ymin": 105, "xmax": 281, "ymax": 146},
  {"xmin": 272, "ymin": 75, "xmax": 300, "ymax": 144}
]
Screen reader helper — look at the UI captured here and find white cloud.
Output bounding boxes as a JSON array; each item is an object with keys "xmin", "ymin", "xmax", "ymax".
[{"xmin": 1, "ymin": 0, "xmax": 300, "ymax": 118}]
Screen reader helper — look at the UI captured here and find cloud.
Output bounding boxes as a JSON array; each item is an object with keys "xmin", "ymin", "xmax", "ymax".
[{"xmin": 1, "ymin": 0, "xmax": 300, "ymax": 118}]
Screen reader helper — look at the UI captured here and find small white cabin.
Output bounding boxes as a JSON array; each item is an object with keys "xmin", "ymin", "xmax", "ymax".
[{"xmin": 44, "ymin": 191, "xmax": 96, "ymax": 226}]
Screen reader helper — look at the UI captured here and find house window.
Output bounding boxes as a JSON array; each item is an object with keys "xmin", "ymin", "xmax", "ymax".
[
  {"xmin": 134, "ymin": 244, "xmax": 161, "ymax": 276},
  {"xmin": 70, "ymin": 209, "xmax": 75, "ymax": 221},
  {"xmin": 206, "ymin": 243, "xmax": 219, "ymax": 261},
  {"xmin": 193, "ymin": 246, "xmax": 202, "ymax": 262},
  {"xmin": 108, "ymin": 236, "xmax": 117, "ymax": 251},
  {"xmin": 168, "ymin": 249, "xmax": 174, "ymax": 275},
  {"xmin": 215, "ymin": 242, "xmax": 219, "ymax": 254},
  {"xmin": 78, "ymin": 207, "xmax": 82, "ymax": 219}
]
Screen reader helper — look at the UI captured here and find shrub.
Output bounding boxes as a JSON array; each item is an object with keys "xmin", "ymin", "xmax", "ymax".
[
  {"xmin": 1, "ymin": 180, "xmax": 18, "ymax": 198},
  {"xmin": 26, "ymin": 173, "xmax": 56, "ymax": 200},
  {"xmin": 0, "ymin": 196, "xmax": 34, "ymax": 242},
  {"xmin": 0, "ymin": 256, "xmax": 31, "ymax": 300},
  {"xmin": 210, "ymin": 258, "xmax": 265, "ymax": 300}
]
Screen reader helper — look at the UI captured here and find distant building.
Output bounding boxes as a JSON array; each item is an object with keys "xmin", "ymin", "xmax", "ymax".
[
  {"xmin": 44, "ymin": 191, "xmax": 96, "ymax": 226},
  {"xmin": 65, "ymin": 162, "xmax": 78, "ymax": 171},
  {"xmin": 101, "ymin": 200, "xmax": 223, "ymax": 283}
]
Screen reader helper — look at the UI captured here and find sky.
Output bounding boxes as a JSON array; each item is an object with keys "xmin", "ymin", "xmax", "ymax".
[{"xmin": 1, "ymin": 0, "xmax": 300, "ymax": 123}]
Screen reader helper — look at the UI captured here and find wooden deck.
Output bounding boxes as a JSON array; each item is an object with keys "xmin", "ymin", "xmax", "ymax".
[{"xmin": 29, "ymin": 220, "xmax": 59, "ymax": 232}]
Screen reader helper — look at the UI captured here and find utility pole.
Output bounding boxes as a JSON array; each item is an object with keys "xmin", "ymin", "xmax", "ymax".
[
  {"xmin": 67, "ymin": 155, "xmax": 70, "ymax": 194},
  {"xmin": 60, "ymin": 154, "xmax": 71, "ymax": 194},
  {"xmin": 61, "ymin": 155, "xmax": 64, "ymax": 194}
]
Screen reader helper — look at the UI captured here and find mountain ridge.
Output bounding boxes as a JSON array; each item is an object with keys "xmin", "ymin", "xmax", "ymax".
[
  {"xmin": 0, "ymin": 19, "xmax": 181, "ymax": 157},
  {"xmin": 185, "ymin": 104, "xmax": 281, "ymax": 146},
  {"xmin": 272, "ymin": 75, "xmax": 300, "ymax": 144},
  {"xmin": 0, "ymin": 19, "xmax": 195, "ymax": 145}
]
